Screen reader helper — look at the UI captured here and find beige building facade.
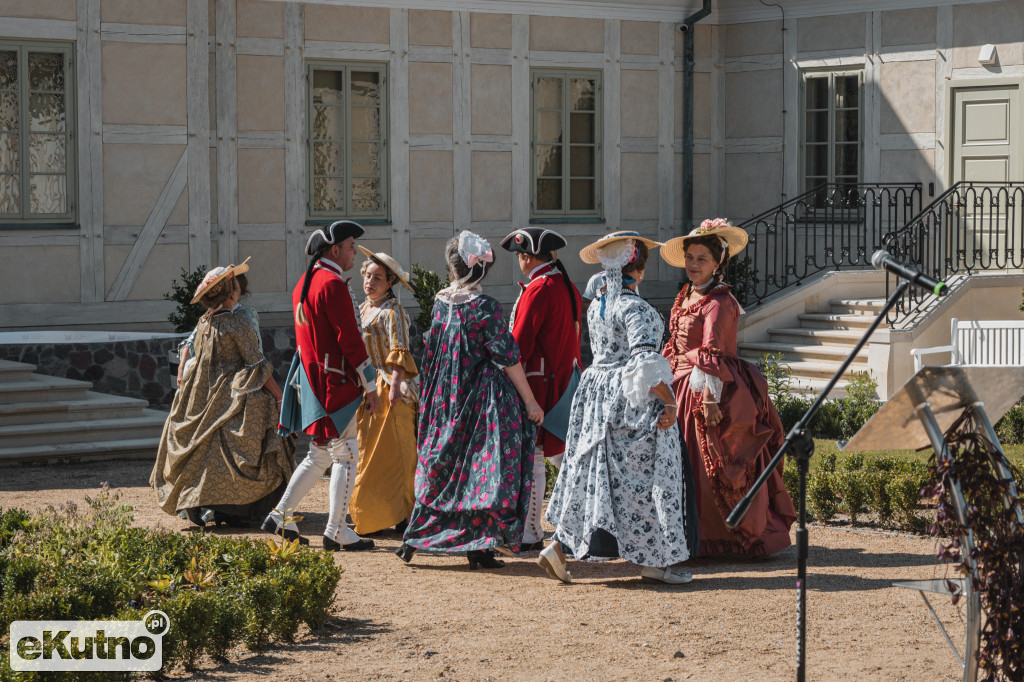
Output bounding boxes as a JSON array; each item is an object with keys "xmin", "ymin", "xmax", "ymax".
[{"xmin": 0, "ymin": 0, "xmax": 1021, "ymax": 331}]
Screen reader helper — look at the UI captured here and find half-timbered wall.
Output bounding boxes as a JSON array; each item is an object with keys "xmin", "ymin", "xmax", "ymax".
[
  {"xmin": 2, "ymin": 0, "xmax": 1021, "ymax": 330},
  {"xmin": 0, "ymin": 0, "xmax": 698, "ymax": 330}
]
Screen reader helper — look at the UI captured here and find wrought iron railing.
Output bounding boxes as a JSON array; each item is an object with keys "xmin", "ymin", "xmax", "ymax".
[
  {"xmin": 727, "ymin": 183, "xmax": 922, "ymax": 308},
  {"xmin": 883, "ymin": 181, "xmax": 1024, "ymax": 326}
]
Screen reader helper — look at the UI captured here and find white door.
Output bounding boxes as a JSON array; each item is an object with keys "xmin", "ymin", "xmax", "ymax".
[{"xmin": 950, "ymin": 85, "xmax": 1020, "ymax": 268}]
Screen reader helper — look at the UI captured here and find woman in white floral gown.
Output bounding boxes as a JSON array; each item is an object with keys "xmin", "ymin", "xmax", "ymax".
[{"xmin": 540, "ymin": 231, "xmax": 692, "ymax": 585}]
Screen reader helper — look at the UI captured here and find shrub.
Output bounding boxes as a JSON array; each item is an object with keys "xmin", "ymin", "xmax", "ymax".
[
  {"xmin": 409, "ymin": 264, "xmax": 447, "ymax": 339},
  {"xmin": 995, "ymin": 402, "xmax": 1024, "ymax": 445},
  {"xmin": 545, "ymin": 459, "xmax": 559, "ymax": 497},
  {"xmin": 833, "ymin": 470, "xmax": 869, "ymax": 525},
  {"xmin": 0, "ymin": 487, "xmax": 342, "ymax": 674},
  {"xmin": 164, "ymin": 265, "xmax": 208, "ymax": 333},
  {"xmin": 757, "ymin": 355, "xmax": 882, "ymax": 440}
]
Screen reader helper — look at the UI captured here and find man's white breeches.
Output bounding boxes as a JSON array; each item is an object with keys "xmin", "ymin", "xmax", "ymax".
[{"xmin": 268, "ymin": 415, "xmax": 362, "ymax": 544}]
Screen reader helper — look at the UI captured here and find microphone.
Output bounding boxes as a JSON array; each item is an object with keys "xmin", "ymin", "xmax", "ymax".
[{"xmin": 870, "ymin": 250, "xmax": 948, "ymax": 297}]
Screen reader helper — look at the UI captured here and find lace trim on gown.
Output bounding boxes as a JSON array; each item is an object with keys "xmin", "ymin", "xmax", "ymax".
[
  {"xmin": 621, "ymin": 352, "xmax": 675, "ymax": 410},
  {"xmin": 688, "ymin": 366, "xmax": 723, "ymax": 402}
]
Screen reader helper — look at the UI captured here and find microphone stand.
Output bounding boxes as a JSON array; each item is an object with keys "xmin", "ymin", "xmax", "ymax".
[{"xmin": 725, "ymin": 279, "xmax": 910, "ymax": 682}]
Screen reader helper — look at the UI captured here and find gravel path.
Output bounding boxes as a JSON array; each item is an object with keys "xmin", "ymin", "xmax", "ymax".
[{"xmin": 0, "ymin": 458, "xmax": 965, "ymax": 681}]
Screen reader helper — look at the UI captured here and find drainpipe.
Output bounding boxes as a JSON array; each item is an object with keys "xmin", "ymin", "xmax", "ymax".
[{"xmin": 681, "ymin": 0, "xmax": 712, "ymax": 233}]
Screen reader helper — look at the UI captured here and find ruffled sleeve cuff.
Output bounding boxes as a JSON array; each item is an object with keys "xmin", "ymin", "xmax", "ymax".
[
  {"xmin": 621, "ymin": 352, "xmax": 675, "ymax": 410},
  {"xmin": 688, "ymin": 366, "xmax": 723, "ymax": 402},
  {"xmin": 230, "ymin": 360, "xmax": 273, "ymax": 398},
  {"xmin": 682, "ymin": 345, "xmax": 734, "ymax": 383},
  {"xmin": 386, "ymin": 347, "xmax": 419, "ymax": 378}
]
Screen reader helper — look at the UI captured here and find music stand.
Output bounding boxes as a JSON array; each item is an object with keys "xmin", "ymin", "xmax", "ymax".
[{"xmin": 842, "ymin": 365, "xmax": 1024, "ymax": 682}]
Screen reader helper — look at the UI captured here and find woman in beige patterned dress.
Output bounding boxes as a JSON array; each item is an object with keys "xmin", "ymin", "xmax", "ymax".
[
  {"xmin": 349, "ymin": 247, "xmax": 420, "ymax": 535},
  {"xmin": 151, "ymin": 262, "xmax": 295, "ymax": 527}
]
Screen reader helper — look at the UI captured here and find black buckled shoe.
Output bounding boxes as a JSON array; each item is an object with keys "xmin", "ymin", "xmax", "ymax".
[
  {"xmin": 261, "ymin": 516, "xmax": 309, "ymax": 545},
  {"xmin": 394, "ymin": 543, "xmax": 417, "ymax": 563},
  {"xmin": 322, "ymin": 535, "xmax": 374, "ymax": 552}
]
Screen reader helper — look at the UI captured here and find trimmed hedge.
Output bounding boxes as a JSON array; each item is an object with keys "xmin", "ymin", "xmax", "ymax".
[{"xmin": 0, "ymin": 486, "xmax": 342, "ymax": 678}]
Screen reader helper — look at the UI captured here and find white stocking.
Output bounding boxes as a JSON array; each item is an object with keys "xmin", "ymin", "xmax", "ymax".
[
  {"xmin": 523, "ymin": 447, "xmax": 547, "ymax": 544},
  {"xmin": 324, "ymin": 438, "xmax": 361, "ymax": 544},
  {"xmin": 268, "ymin": 440, "xmax": 332, "ymax": 531}
]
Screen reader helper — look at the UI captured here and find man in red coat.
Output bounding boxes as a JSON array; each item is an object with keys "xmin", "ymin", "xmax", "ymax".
[
  {"xmin": 500, "ymin": 227, "xmax": 583, "ymax": 550},
  {"xmin": 263, "ymin": 220, "xmax": 379, "ymax": 551}
]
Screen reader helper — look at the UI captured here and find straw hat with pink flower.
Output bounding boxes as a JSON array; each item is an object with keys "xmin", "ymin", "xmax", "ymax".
[{"xmin": 661, "ymin": 218, "xmax": 748, "ymax": 267}]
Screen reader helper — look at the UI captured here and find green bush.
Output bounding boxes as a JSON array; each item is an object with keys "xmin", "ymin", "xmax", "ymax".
[
  {"xmin": 164, "ymin": 264, "xmax": 208, "ymax": 333},
  {"xmin": 410, "ymin": 263, "xmax": 447, "ymax": 338},
  {"xmin": 545, "ymin": 459, "xmax": 559, "ymax": 497},
  {"xmin": 996, "ymin": 402, "xmax": 1024, "ymax": 445},
  {"xmin": 833, "ymin": 471, "xmax": 869, "ymax": 525},
  {"xmin": 0, "ymin": 487, "xmax": 343, "ymax": 675},
  {"xmin": 758, "ymin": 355, "xmax": 882, "ymax": 440}
]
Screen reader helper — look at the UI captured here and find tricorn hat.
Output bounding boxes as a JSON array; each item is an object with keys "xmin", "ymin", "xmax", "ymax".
[
  {"xmin": 357, "ymin": 245, "xmax": 414, "ymax": 292},
  {"xmin": 305, "ymin": 220, "xmax": 365, "ymax": 257},
  {"xmin": 191, "ymin": 257, "xmax": 251, "ymax": 304},
  {"xmin": 500, "ymin": 227, "xmax": 567, "ymax": 256}
]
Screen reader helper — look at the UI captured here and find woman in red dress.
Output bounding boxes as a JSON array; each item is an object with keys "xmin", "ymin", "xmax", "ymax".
[{"xmin": 661, "ymin": 219, "xmax": 796, "ymax": 557}]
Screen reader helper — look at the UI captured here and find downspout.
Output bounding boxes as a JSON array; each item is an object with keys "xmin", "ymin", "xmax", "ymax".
[{"xmin": 681, "ymin": 0, "xmax": 712, "ymax": 233}]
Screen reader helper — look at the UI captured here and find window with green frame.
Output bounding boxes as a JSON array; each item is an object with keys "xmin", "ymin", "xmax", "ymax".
[
  {"xmin": 802, "ymin": 69, "xmax": 862, "ymax": 207},
  {"xmin": 0, "ymin": 42, "xmax": 75, "ymax": 225},
  {"xmin": 307, "ymin": 62, "xmax": 388, "ymax": 220},
  {"xmin": 531, "ymin": 69, "xmax": 602, "ymax": 219}
]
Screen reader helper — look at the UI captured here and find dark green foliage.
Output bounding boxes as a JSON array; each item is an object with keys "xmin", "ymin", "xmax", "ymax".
[
  {"xmin": 164, "ymin": 264, "xmax": 208, "ymax": 333},
  {"xmin": 0, "ymin": 487, "xmax": 342, "ymax": 675},
  {"xmin": 807, "ymin": 452, "xmax": 839, "ymax": 522},
  {"xmin": 926, "ymin": 415, "xmax": 1024, "ymax": 680},
  {"xmin": 409, "ymin": 263, "xmax": 447, "ymax": 340},
  {"xmin": 995, "ymin": 401, "xmax": 1024, "ymax": 445},
  {"xmin": 724, "ymin": 254, "xmax": 759, "ymax": 307},
  {"xmin": 545, "ymin": 459, "xmax": 559, "ymax": 497},
  {"xmin": 758, "ymin": 354, "xmax": 881, "ymax": 439}
]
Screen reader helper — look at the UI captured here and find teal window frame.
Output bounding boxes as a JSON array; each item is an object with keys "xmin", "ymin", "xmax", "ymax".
[
  {"xmin": 306, "ymin": 60, "xmax": 389, "ymax": 221},
  {"xmin": 0, "ymin": 40, "xmax": 76, "ymax": 226},
  {"xmin": 530, "ymin": 68, "xmax": 603, "ymax": 220}
]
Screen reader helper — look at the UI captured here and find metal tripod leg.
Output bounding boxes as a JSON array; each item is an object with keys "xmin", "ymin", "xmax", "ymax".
[{"xmin": 903, "ymin": 390, "xmax": 980, "ymax": 682}]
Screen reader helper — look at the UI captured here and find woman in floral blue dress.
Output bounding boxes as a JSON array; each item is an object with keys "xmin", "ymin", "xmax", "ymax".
[{"xmin": 396, "ymin": 232, "xmax": 544, "ymax": 570}]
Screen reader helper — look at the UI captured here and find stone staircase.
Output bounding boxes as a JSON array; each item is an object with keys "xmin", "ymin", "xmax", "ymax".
[
  {"xmin": 738, "ymin": 298, "xmax": 885, "ymax": 398},
  {"xmin": 0, "ymin": 359, "xmax": 167, "ymax": 463}
]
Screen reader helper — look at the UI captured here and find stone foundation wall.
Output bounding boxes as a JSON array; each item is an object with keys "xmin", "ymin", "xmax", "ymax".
[{"xmin": 0, "ymin": 327, "xmax": 298, "ymax": 409}]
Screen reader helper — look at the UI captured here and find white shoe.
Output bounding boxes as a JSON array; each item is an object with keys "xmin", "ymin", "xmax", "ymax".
[
  {"xmin": 538, "ymin": 544, "xmax": 572, "ymax": 584},
  {"xmin": 640, "ymin": 566, "xmax": 693, "ymax": 585}
]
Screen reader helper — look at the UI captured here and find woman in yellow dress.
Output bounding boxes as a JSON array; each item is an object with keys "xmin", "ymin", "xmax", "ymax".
[{"xmin": 349, "ymin": 246, "xmax": 420, "ymax": 535}]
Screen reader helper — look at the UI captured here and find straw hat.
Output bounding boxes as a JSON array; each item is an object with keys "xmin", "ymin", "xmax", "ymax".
[
  {"xmin": 579, "ymin": 230, "xmax": 663, "ymax": 265},
  {"xmin": 357, "ymin": 245, "xmax": 414, "ymax": 292},
  {"xmin": 661, "ymin": 218, "xmax": 749, "ymax": 267},
  {"xmin": 191, "ymin": 257, "xmax": 251, "ymax": 304}
]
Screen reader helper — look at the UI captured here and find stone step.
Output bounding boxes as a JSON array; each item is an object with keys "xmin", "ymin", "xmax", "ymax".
[
  {"xmin": 766, "ymin": 327, "xmax": 875, "ymax": 346},
  {"xmin": 0, "ymin": 412, "xmax": 167, "ymax": 448},
  {"xmin": 0, "ymin": 391, "xmax": 156, "ymax": 426},
  {"xmin": 0, "ymin": 359, "xmax": 36, "ymax": 384},
  {"xmin": 828, "ymin": 298, "xmax": 887, "ymax": 315},
  {"xmin": 787, "ymin": 376, "xmax": 851, "ymax": 398},
  {"xmin": 739, "ymin": 357, "xmax": 870, "ymax": 380},
  {"xmin": 738, "ymin": 341, "xmax": 869, "ymax": 364},
  {"xmin": 797, "ymin": 313, "xmax": 876, "ymax": 330},
  {"xmin": 0, "ymin": 437, "xmax": 160, "ymax": 465},
  {"xmin": 0, "ymin": 375, "xmax": 92, "ymax": 404}
]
